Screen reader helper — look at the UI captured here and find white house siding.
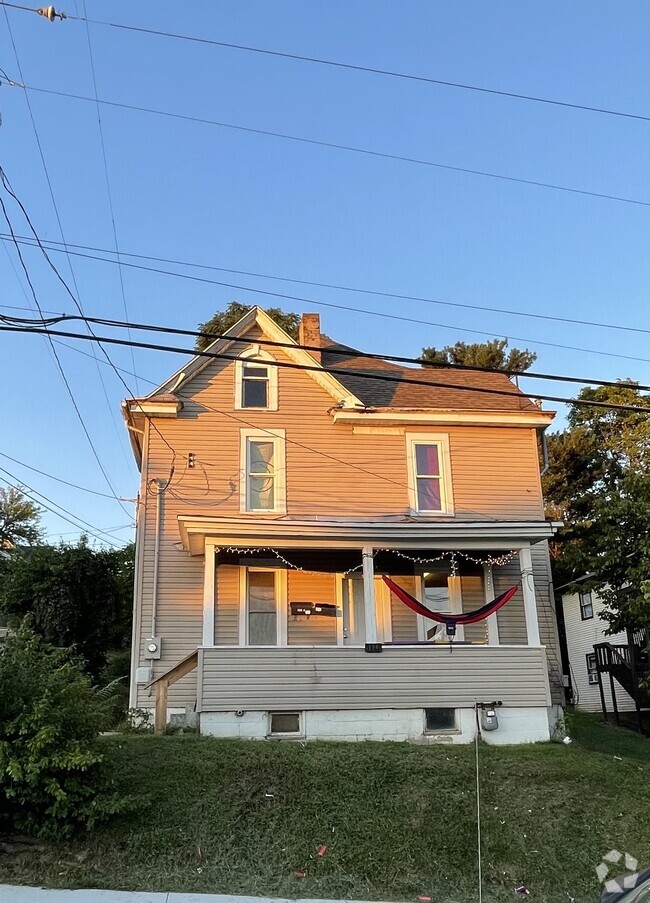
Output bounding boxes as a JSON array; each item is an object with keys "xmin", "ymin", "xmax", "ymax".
[{"xmin": 561, "ymin": 591, "xmax": 635, "ymax": 713}]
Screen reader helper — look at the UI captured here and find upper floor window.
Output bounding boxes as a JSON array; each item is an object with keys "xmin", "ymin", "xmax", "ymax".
[
  {"xmin": 240, "ymin": 428, "xmax": 286, "ymax": 514},
  {"xmin": 405, "ymin": 434, "xmax": 454, "ymax": 515},
  {"xmin": 235, "ymin": 346, "xmax": 278, "ymax": 411},
  {"xmin": 579, "ymin": 591, "xmax": 594, "ymax": 620}
]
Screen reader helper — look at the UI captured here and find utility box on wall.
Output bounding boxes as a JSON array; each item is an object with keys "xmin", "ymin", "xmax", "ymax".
[{"xmin": 144, "ymin": 637, "xmax": 161, "ymax": 659}]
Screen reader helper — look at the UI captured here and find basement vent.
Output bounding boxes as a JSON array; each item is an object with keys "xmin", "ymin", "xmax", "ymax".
[
  {"xmin": 269, "ymin": 712, "xmax": 301, "ymax": 735},
  {"xmin": 425, "ymin": 708, "xmax": 456, "ymax": 731}
]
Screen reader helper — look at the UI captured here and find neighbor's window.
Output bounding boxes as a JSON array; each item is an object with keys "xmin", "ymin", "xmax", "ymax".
[
  {"xmin": 247, "ymin": 570, "xmax": 278, "ymax": 645},
  {"xmin": 235, "ymin": 347, "xmax": 278, "ymax": 411},
  {"xmin": 579, "ymin": 591, "xmax": 594, "ymax": 620},
  {"xmin": 240, "ymin": 430, "xmax": 286, "ymax": 513},
  {"xmin": 586, "ymin": 652, "xmax": 598, "ymax": 685},
  {"xmin": 406, "ymin": 435, "xmax": 453, "ymax": 515}
]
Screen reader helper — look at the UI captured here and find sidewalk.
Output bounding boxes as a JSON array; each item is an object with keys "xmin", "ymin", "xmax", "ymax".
[{"xmin": 0, "ymin": 889, "xmax": 382, "ymax": 903}]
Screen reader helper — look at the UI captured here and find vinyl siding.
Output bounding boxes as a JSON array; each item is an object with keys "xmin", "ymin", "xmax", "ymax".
[
  {"xmin": 200, "ymin": 646, "xmax": 551, "ymax": 711},
  {"xmin": 132, "ymin": 323, "xmax": 556, "ymax": 710},
  {"xmin": 562, "ymin": 591, "xmax": 635, "ymax": 713}
]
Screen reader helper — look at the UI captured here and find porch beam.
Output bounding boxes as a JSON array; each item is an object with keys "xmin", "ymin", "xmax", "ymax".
[
  {"xmin": 519, "ymin": 546, "xmax": 541, "ymax": 646},
  {"xmin": 362, "ymin": 545, "xmax": 378, "ymax": 644},
  {"xmin": 202, "ymin": 541, "xmax": 216, "ymax": 646}
]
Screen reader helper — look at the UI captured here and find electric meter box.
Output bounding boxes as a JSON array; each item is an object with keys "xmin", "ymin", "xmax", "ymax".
[{"xmin": 144, "ymin": 636, "xmax": 161, "ymax": 660}]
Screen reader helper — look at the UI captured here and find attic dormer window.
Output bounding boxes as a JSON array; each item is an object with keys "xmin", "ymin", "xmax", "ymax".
[{"xmin": 235, "ymin": 346, "xmax": 278, "ymax": 411}]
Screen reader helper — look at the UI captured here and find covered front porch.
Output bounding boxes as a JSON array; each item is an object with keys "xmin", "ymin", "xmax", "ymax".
[{"xmin": 169, "ymin": 516, "xmax": 557, "ymax": 743}]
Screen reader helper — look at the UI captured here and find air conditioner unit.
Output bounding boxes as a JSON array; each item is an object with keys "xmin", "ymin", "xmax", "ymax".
[{"xmin": 588, "ymin": 673, "xmax": 599, "ymax": 685}]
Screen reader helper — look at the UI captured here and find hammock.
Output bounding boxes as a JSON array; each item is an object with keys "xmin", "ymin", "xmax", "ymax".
[{"xmin": 382, "ymin": 575, "xmax": 518, "ymax": 638}]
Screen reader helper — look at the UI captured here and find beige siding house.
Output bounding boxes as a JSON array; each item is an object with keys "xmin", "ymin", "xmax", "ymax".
[{"xmin": 123, "ymin": 307, "xmax": 563, "ymax": 744}]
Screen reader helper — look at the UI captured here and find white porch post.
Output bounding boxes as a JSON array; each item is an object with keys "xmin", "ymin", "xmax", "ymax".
[
  {"xmin": 518, "ymin": 546, "xmax": 540, "ymax": 646},
  {"xmin": 202, "ymin": 541, "xmax": 216, "ymax": 646},
  {"xmin": 483, "ymin": 563, "xmax": 500, "ymax": 645},
  {"xmin": 362, "ymin": 545, "xmax": 378, "ymax": 644}
]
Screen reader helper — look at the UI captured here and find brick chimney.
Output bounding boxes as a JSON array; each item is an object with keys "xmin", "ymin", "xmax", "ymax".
[{"xmin": 298, "ymin": 313, "xmax": 321, "ymax": 362}]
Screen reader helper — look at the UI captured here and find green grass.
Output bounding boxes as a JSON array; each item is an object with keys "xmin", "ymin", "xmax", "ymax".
[{"xmin": 0, "ymin": 712, "xmax": 648, "ymax": 903}]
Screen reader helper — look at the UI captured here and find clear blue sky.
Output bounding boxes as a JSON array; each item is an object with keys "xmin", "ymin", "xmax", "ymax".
[{"xmin": 0, "ymin": 1, "xmax": 648, "ymax": 547}]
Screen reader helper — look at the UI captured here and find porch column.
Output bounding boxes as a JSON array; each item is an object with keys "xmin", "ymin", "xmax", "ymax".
[
  {"xmin": 202, "ymin": 541, "xmax": 216, "ymax": 646},
  {"xmin": 483, "ymin": 564, "xmax": 500, "ymax": 645},
  {"xmin": 518, "ymin": 546, "xmax": 541, "ymax": 646},
  {"xmin": 362, "ymin": 545, "xmax": 379, "ymax": 644}
]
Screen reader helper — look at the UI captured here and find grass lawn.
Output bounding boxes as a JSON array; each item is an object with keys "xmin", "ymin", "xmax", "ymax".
[{"xmin": 0, "ymin": 712, "xmax": 648, "ymax": 903}]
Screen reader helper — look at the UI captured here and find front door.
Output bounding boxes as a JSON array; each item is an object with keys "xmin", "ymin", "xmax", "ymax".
[{"xmin": 342, "ymin": 576, "xmax": 390, "ymax": 645}]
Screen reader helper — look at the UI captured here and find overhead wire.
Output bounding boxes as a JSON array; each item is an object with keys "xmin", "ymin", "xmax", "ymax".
[
  {"xmin": 4, "ymin": 2, "xmax": 647, "ymax": 121},
  {"xmin": 0, "ymin": 449, "xmax": 131, "ymax": 499},
  {"xmin": 0, "ymin": 466, "xmax": 127, "ymax": 546},
  {"xmin": 80, "ymin": 1, "xmax": 139, "ymax": 394},
  {"xmin": 2, "ymin": 308, "xmax": 649, "ymax": 392},
  {"xmin": 3, "ymin": 81, "xmax": 646, "ymax": 208},
  {"xmin": 0, "ymin": 180, "xmax": 132, "ymax": 519},
  {"xmin": 1, "ymin": 10, "xmax": 134, "ymax": 472},
  {"xmin": 1, "ymin": 231, "xmax": 646, "ymax": 336},
  {"xmin": 2, "ymin": 322, "xmax": 648, "ymax": 413},
  {"xmin": 2, "ymin": 235, "xmax": 647, "ymax": 365}
]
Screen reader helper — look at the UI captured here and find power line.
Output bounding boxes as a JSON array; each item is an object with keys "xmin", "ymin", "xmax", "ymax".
[
  {"xmin": 2, "ymin": 234, "xmax": 646, "ymax": 365},
  {"xmin": 0, "ymin": 467, "xmax": 127, "ymax": 547},
  {"xmin": 0, "ymin": 176, "xmax": 131, "ymax": 518},
  {"xmin": 0, "ymin": 449, "xmax": 128, "ymax": 499},
  {"xmin": 5, "ymin": 2, "xmax": 647, "ymax": 122},
  {"xmin": 2, "ymin": 322, "xmax": 648, "ymax": 413},
  {"xmin": 0, "ymin": 168, "xmax": 178, "ymax": 483},
  {"xmin": 1, "ymin": 9, "xmax": 135, "ymax": 473},
  {"xmin": 4, "ymin": 81, "xmax": 647, "ymax": 209},
  {"xmin": 2, "ymin": 232, "xmax": 646, "ymax": 337},
  {"xmin": 81, "ymin": 3, "xmax": 139, "ymax": 394},
  {"xmin": 4, "ymin": 308, "xmax": 649, "ymax": 392}
]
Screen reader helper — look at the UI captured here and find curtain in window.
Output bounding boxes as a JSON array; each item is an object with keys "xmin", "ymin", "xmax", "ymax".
[
  {"xmin": 415, "ymin": 444, "xmax": 442, "ymax": 511},
  {"xmin": 248, "ymin": 571, "xmax": 277, "ymax": 644},
  {"xmin": 248, "ymin": 440, "xmax": 275, "ymax": 510}
]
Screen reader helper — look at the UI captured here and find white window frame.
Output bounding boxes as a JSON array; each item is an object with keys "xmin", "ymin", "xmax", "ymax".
[
  {"xmin": 239, "ymin": 428, "xmax": 286, "ymax": 514},
  {"xmin": 235, "ymin": 345, "xmax": 278, "ymax": 411},
  {"xmin": 579, "ymin": 591, "xmax": 594, "ymax": 620},
  {"xmin": 405, "ymin": 433, "xmax": 454, "ymax": 516},
  {"xmin": 238, "ymin": 565, "xmax": 288, "ymax": 646}
]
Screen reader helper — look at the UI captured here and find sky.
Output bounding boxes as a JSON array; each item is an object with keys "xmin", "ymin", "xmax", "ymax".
[{"xmin": 0, "ymin": 1, "xmax": 648, "ymax": 548}]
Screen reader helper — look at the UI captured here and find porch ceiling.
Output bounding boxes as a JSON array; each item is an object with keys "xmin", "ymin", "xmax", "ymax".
[{"xmin": 177, "ymin": 514, "xmax": 558, "ymax": 556}]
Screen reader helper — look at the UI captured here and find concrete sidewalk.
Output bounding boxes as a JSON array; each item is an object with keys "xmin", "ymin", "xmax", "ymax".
[{"xmin": 0, "ymin": 889, "xmax": 381, "ymax": 903}]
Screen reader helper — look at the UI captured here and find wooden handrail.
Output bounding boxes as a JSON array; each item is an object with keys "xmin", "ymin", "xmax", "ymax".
[{"xmin": 148, "ymin": 650, "xmax": 199, "ymax": 734}]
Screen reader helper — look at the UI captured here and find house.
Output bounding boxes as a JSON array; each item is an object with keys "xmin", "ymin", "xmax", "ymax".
[
  {"xmin": 122, "ymin": 307, "xmax": 564, "ymax": 744},
  {"xmin": 561, "ymin": 587, "xmax": 648, "ymax": 727}
]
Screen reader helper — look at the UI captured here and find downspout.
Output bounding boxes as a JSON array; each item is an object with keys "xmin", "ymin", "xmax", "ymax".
[{"xmin": 151, "ymin": 478, "xmax": 165, "ymax": 639}]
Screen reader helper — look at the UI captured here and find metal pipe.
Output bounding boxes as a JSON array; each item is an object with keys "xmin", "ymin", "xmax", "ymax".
[{"xmin": 151, "ymin": 479, "xmax": 164, "ymax": 638}]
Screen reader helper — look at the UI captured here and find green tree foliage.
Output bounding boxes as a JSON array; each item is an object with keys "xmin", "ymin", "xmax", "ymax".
[
  {"xmin": 0, "ymin": 540, "xmax": 135, "ymax": 680},
  {"xmin": 0, "ymin": 485, "xmax": 41, "ymax": 549},
  {"xmin": 0, "ymin": 624, "xmax": 134, "ymax": 837},
  {"xmin": 196, "ymin": 301, "xmax": 300, "ymax": 351},
  {"xmin": 543, "ymin": 382, "xmax": 650, "ymax": 628},
  {"xmin": 420, "ymin": 338, "xmax": 537, "ymax": 372}
]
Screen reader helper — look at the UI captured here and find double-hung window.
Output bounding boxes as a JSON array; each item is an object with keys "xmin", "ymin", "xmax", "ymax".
[
  {"xmin": 406, "ymin": 434, "xmax": 453, "ymax": 515},
  {"xmin": 235, "ymin": 346, "xmax": 278, "ymax": 411},
  {"xmin": 579, "ymin": 591, "xmax": 594, "ymax": 620},
  {"xmin": 240, "ymin": 429, "xmax": 286, "ymax": 514}
]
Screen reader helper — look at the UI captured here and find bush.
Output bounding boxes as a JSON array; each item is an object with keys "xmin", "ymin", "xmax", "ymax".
[{"xmin": 0, "ymin": 623, "xmax": 133, "ymax": 838}]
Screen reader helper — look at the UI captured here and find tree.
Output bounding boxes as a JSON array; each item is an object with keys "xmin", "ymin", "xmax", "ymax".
[
  {"xmin": 0, "ymin": 486, "xmax": 41, "ymax": 549},
  {"xmin": 543, "ymin": 381, "xmax": 650, "ymax": 628},
  {"xmin": 0, "ymin": 540, "xmax": 135, "ymax": 680},
  {"xmin": 196, "ymin": 301, "xmax": 300, "ymax": 351},
  {"xmin": 420, "ymin": 338, "xmax": 537, "ymax": 372}
]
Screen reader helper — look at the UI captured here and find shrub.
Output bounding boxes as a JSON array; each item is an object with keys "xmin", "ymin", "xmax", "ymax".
[{"xmin": 0, "ymin": 623, "xmax": 133, "ymax": 838}]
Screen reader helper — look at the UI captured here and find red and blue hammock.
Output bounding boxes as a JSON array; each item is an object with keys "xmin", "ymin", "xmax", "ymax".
[{"xmin": 382, "ymin": 575, "xmax": 518, "ymax": 639}]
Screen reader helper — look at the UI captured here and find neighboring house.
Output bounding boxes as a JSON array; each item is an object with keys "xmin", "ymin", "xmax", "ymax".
[
  {"xmin": 123, "ymin": 307, "xmax": 564, "ymax": 744},
  {"xmin": 561, "ymin": 588, "xmax": 640, "ymax": 715}
]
